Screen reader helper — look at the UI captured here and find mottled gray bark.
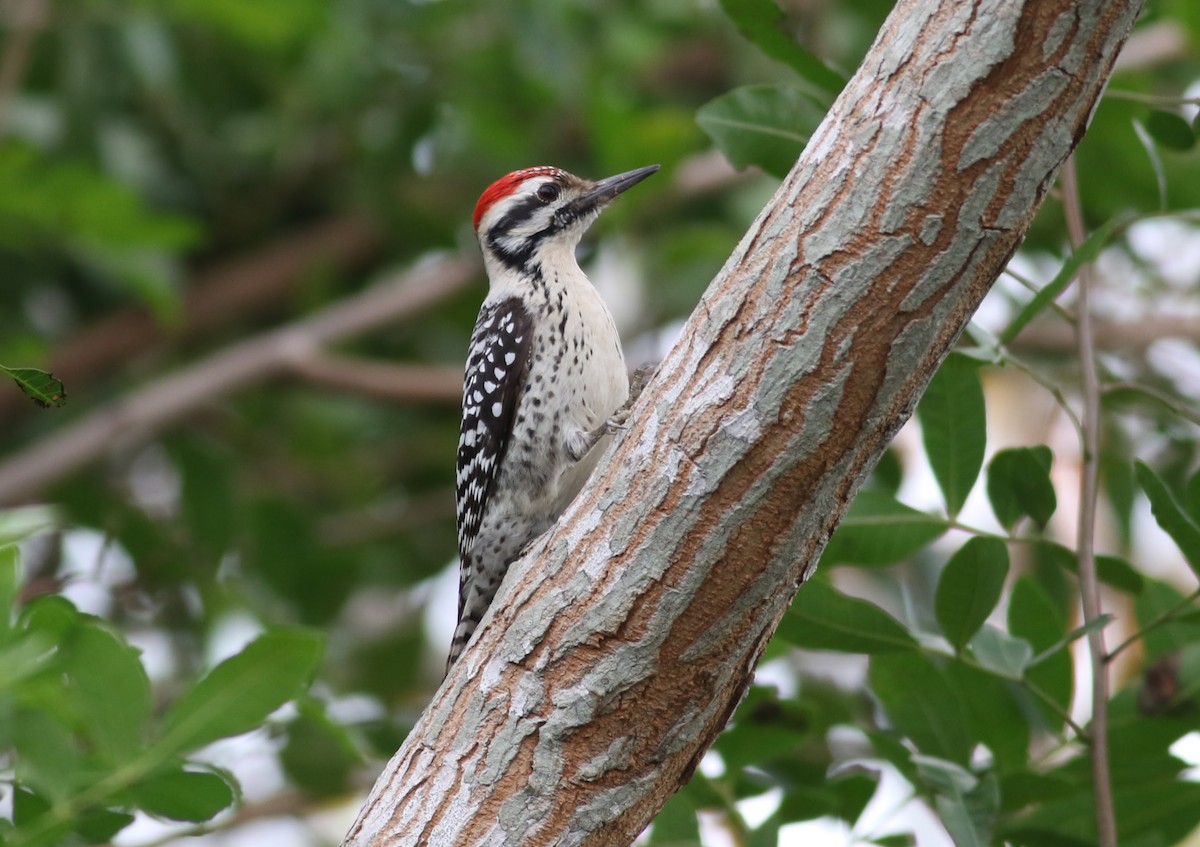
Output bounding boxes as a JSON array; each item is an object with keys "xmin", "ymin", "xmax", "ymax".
[{"xmin": 344, "ymin": 0, "xmax": 1144, "ymax": 845}]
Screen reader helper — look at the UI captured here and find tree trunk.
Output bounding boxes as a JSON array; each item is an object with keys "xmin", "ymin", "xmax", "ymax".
[{"xmin": 344, "ymin": 0, "xmax": 1144, "ymax": 844}]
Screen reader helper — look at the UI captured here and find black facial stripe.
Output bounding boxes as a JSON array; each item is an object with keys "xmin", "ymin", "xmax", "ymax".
[
  {"xmin": 485, "ymin": 227, "xmax": 541, "ymax": 271},
  {"xmin": 485, "ymin": 194, "xmax": 556, "ymax": 271},
  {"xmin": 490, "ymin": 194, "xmax": 544, "ymax": 236}
]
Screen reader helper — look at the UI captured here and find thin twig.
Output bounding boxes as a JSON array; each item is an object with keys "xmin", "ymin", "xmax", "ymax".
[
  {"xmin": 931, "ymin": 639, "xmax": 1091, "ymax": 739},
  {"xmin": 997, "ymin": 349, "xmax": 1085, "ymax": 439},
  {"xmin": 1002, "ymin": 266, "xmax": 1076, "ymax": 323},
  {"xmin": 1061, "ymin": 154, "xmax": 1117, "ymax": 847},
  {"xmin": 1102, "ymin": 380, "xmax": 1200, "ymax": 426},
  {"xmin": 1105, "ymin": 585, "xmax": 1200, "ymax": 664},
  {"xmin": 1105, "ymin": 88, "xmax": 1200, "ymax": 108}
]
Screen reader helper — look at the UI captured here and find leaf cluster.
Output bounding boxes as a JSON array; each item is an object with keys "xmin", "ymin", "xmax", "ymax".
[{"xmin": 0, "ymin": 543, "xmax": 323, "ymax": 846}]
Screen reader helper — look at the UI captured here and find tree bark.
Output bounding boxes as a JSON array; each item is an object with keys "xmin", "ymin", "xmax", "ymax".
[{"xmin": 344, "ymin": 1, "xmax": 1144, "ymax": 845}]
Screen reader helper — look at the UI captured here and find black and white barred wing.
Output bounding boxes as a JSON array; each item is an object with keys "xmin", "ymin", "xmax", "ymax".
[{"xmin": 455, "ymin": 297, "xmax": 533, "ymax": 559}]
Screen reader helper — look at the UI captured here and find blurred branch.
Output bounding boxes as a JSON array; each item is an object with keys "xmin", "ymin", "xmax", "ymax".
[
  {"xmin": 1113, "ymin": 20, "xmax": 1189, "ymax": 71},
  {"xmin": 1012, "ymin": 315, "xmax": 1200, "ymax": 354},
  {"xmin": 0, "ymin": 0, "xmax": 48, "ymax": 137},
  {"xmin": 0, "ymin": 215, "xmax": 382, "ymax": 424},
  {"xmin": 1102, "ymin": 380, "xmax": 1200, "ymax": 426},
  {"xmin": 283, "ymin": 353, "xmax": 461, "ymax": 405},
  {"xmin": 0, "ymin": 252, "xmax": 480, "ymax": 505},
  {"xmin": 669, "ymin": 149, "xmax": 751, "ymax": 198},
  {"xmin": 1106, "ymin": 89, "xmax": 1200, "ymax": 108},
  {"xmin": 2, "ymin": 151, "xmax": 740, "ymax": 427}
]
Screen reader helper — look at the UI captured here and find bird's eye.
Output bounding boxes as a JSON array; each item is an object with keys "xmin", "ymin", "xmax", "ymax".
[{"xmin": 536, "ymin": 183, "xmax": 560, "ymax": 203}]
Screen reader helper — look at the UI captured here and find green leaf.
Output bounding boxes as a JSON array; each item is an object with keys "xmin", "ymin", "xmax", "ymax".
[
  {"xmin": 13, "ymin": 707, "xmax": 82, "ymax": 803},
  {"xmin": 969, "ymin": 625, "xmax": 1033, "ymax": 679},
  {"xmin": 935, "ymin": 537, "xmax": 1009, "ymax": 649},
  {"xmin": 650, "ymin": 789, "xmax": 702, "ymax": 846},
  {"xmin": 63, "ymin": 621, "xmax": 152, "ymax": 762},
  {"xmin": 133, "ymin": 767, "xmax": 237, "ymax": 822},
  {"xmin": 0, "ymin": 366, "xmax": 67, "ymax": 409},
  {"xmin": 986, "ymin": 446, "xmax": 1056, "ymax": 529},
  {"xmin": 869, "ymin": 653, "xmax": 972, "ymax": 765},
  {"xmin": 1136, "ymin": 460, "xmax": 1200, "ymax": 579},
  {"xmin": 0, "ymin": 506, "xmax": 58, "ymax": 547},
  {"xmin": 0, "ymin": 146, "xmax": 199, "ymax": 316},
  {"xmin": 1135, "ymin": 579, "xmax": 1200, "ymax": 661},
  {"xmin": 168, "ymin": 0, "xmax": 326, "ymax": 51},
  {"xmin": 746, "ymin": 816, "xmax": 781, "ymax": 847},
  {"xmin": 1187, "ymin": 468, "xmax": 1200, "ymax": 522},
  {"xmin": 12, "ymin": 786, "xmax": 72, "ymax": 847},
  {"xmin": 1132, "ymin": 119, "xmax": 1169, "ymax": 211},
  {"xmin": 0, "ymin": 634, "xmax": 57, "ymax": 699},
  {"xmin": 917, "ymin": 354, "xmax": 987, "ymax": 516},
  {"xmin": 74, "ymin": 808, "xmax": 136, "ymax": 843},
  {"xmin": 1006, "ymin": 773, "xmax": 1200, "ymax": 846},
  {"xmin": 780, "ymin": 578, "xmax": 918, "ymax": 653},
  {"xmin": 1008, "ymin": 578, "xmax": 1072, "ymax": 726},
  {"xmin": 280, "ymin": 699, "xmax": 359, "ymax": 797},
  {"xmin": 173, "ymin": 437, "xmax": 237, "ymax": 556},
  {"xmin": 1111, "ymin": 779, "xmax": 1200, "ymax": 846},
  {"xmin": 997, "ymin": 771, "xmax": 1076, "ymax": 814},
  {"xmin": 19, "ymin": 595, "xmax": 78, "ymax": 643},
  {"xmin": 1034, "ymin": 540, "xmax": 1144, "ymax": 594},
  {"xmin": 821, "ymin": 491, "xmax": 949, "ymax": 566},
  {"xmin": 1145, "ymin": 110, "xmax": 1196, "ymax": 151},
  {"xmin": 716, "ymin": 0, "xmax": 845, "ymax": 93},
  {"xmin": 945, "ymin": 662, "xmax": 1029, "ymax": 773},
  {"xmin": 697, "ymin": 85, "xmax": 828, "ymax": 178},
  {"xmin": 158, "ymin": 629, "xmax": 323, "ymax": 756},
  {"xmin": 715, "ymin": 686, "xmax": 812, "ymax": 770},
  {"xmin": 913, "ymin": 756, "xmax": 998, "ymax": 847},
  {"xmin": 0, "ymin": 545, "xmax": 18, "ymax": 637},
  {"xmin": 1094, "ymin": 554, "xmax": 1145, "ymax": 594},
  {"xmin": 1102, "ymin": 451, "xmax": 1137, "ymax": 545},
  {"xmin": 999, "ymin": 215, "xmax": 1129, "ymax": 345},
  {"xmin": 865, "ymin": 729, "xmax": 919, "ymax": 783},
  {"xmin": 1029, "ymin": 613, "xmax": 1114, "ymax": 667}
]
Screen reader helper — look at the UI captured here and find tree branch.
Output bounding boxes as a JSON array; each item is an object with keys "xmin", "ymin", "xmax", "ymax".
[
  {"xmin": 282, "ymin": 353, "xmax": 462, "ymax": 405},
  {"xmin": 0, "ymin": 214, "xmax": 382, "ymax": 425},
  {"xmin": 1012, "ymin": 315, "xmax": 1200, "ymax": 355},
  {"xmin": 0, "ymin": 253, "xmax": 480, "ymax": 505},
  {"xmin": 1061, "ymin": 154, "xmax": 1117, "ymax": 847},
  {"xmin": 343, "ymin": 1, "xmax": 1145, "ymax": 845}
]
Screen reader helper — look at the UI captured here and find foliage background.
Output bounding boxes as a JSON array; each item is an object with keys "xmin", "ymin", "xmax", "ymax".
[{"xmin": 1, "ymin": 0, "xmax": 1199, "ymax": 845}]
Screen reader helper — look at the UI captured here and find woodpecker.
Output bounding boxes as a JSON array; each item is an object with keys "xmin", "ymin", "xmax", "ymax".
[{"xmin": 449, "ymin": 163, "xmax": 659, "ymax": 669}]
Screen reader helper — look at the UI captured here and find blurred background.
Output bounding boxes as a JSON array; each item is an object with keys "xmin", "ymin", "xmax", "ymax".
[{"xmin": 2, "ymin": 0, "xmax": 1200, "ymax": 845}]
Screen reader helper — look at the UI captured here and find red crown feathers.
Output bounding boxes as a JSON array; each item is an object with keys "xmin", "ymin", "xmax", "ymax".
[{"xmin": 473, "ymin": 166, "xmax": 566, "ymax": 230}]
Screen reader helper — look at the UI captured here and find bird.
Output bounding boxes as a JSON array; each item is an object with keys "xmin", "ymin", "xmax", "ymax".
[{"xmin": 449, "ymin": 163, "xmax": 659, "ymax": 670}]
